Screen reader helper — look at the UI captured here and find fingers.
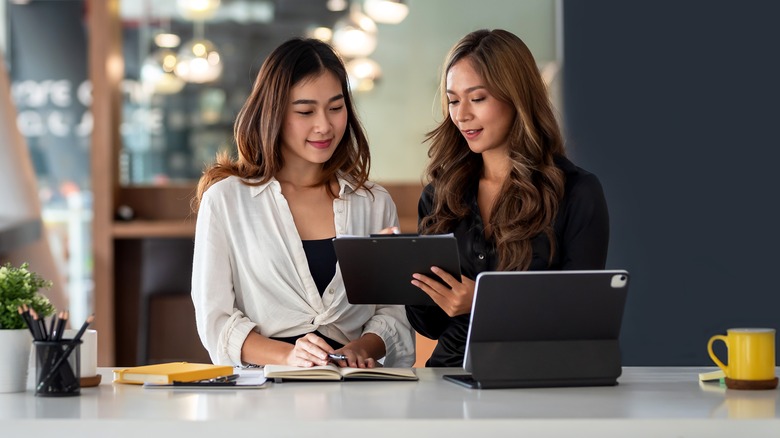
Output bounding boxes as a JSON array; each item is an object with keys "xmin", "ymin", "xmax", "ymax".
[
  {"xmin": 411, "ymin": 273, "xmax": 449, "ymax": 300},
  {"xmin": 411, "ymin": 273, "xmax": 452, "ymax": 315},
  {"xmin": 411, "ymin": 270, "xmax": 475, "ymax": 317},
  {"xmin": 293, "ymin": 333, "xmax": 334, "ymax": 366},
  {"xmin": 303, "ymin": 333, "xmax": 333, "ymax": 352},
  {"xmin": 291, "ymin": 334, "xmax": 382, "ymax": 368},
  {"xmin": 430, "ymin": 266, "xmax": 458, "ymax": 287},
  {"xmin": 331, "ymin": 349, "xmax": 377, "ymax": 368},
  {"xmin": 376, "ymin": 226, "xmax": 400, "ymax": 235},
  {"xmin": 411, "ymin": 266, "xmax": 458, "ymax": 294}
]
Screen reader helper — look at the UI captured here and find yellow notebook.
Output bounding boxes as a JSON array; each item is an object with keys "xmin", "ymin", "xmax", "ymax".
[
  {"xmin": 114, "ymin": 362, "xmax": 234, "ymax": 385},
  {"xmin": 263, "ymin": 364, "xmax": 418, "ymax": 381}
]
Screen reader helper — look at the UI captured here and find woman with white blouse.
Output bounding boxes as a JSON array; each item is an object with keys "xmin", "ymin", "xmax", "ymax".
[{"xmin": 191, "ymin": 38, "xmax": 415, "ymax": 369}]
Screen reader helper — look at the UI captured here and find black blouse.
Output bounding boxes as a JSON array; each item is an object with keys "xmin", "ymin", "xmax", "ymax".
[{"xmin": 405, "ymin": 155, "xmax": 610, "ymax": 367}]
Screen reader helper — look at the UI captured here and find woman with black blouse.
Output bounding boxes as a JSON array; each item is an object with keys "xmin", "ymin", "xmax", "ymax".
[{"xmin": 406, "ymin": 29, "xmax": 609, "ymax": 367}]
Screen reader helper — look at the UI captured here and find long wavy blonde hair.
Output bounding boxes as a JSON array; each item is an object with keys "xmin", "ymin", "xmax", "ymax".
[
  {"xmin": 420, "ymin": 29, "xmax": 566, "ymax": 270},
  {"xmin": 192, "ymin": 38, "xmax": 371, "ymax": 211}
]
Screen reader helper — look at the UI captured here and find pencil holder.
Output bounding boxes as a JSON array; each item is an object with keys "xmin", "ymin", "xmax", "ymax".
[{"xmin": 34, "ymin": 340, "xmax": 82, "ymax": 397}]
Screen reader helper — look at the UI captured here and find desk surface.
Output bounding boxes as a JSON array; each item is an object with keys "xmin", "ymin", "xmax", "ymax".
[{"xmin": 2, "ymin": 367, "xmax": 779, "ymax": 437}]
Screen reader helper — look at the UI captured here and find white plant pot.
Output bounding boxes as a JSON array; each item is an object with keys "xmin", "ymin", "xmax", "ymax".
[{"xmin": 0, "ymin": 329, "xmax": 33, "ymax": 393}]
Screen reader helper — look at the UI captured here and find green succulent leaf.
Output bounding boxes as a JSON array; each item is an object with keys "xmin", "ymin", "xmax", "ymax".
[{"xmin": 0, "ymin": 262, "xmax": 55, "ymax": 330}]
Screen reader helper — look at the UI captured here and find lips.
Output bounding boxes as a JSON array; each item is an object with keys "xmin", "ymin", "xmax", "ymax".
[
  {"xmin": 308, "ymin": 139, "xmax": 333, "ymax": 149},
  {"xmin": 461, "ymin": 129, "xmax": 482, "ymax": 140}
]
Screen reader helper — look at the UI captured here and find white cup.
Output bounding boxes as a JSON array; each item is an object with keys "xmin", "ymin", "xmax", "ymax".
[{"xmin": 64, "ymin": 329, "xmax": 98, "ymax": 378}]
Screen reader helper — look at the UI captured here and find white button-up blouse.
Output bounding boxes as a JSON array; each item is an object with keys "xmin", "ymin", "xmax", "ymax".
[{"xmin": 192, "ymin": 175, "xmax": 415, "ymax": 367}]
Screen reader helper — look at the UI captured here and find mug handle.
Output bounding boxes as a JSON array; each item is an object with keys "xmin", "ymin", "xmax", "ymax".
[{"xmin": 707, "ymin": 334, "xmax": 729, "ymax": 376}]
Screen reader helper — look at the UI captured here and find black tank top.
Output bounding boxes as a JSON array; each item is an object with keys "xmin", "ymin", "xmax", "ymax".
[{"xmin": 301, "ymin": 237, "xmax": 337, "ymax": 296}]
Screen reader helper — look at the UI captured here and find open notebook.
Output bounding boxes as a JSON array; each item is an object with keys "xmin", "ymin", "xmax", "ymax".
[{"xmin": 264, "ymin": 364, "xmax": 418, "ymax": 382}]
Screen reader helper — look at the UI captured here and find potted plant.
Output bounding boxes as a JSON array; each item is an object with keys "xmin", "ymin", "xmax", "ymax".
[{"xmin": 0, "ymin": 262, "xmax": 55, "ymax": 393}]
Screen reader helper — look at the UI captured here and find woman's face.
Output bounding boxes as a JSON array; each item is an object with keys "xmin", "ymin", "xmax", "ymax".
[
  {"xmin": 446, "ymin": 59, "xmax": 514, "ymax": 155},
  {"xmin": 280, "ymin": 71, "xmax": 348, "ymax": 168}
]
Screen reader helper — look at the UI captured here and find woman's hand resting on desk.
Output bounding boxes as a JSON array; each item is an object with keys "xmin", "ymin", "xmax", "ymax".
[{"xmin": 412, "ymin": 266, "xmax": 476, "ymax": 317}]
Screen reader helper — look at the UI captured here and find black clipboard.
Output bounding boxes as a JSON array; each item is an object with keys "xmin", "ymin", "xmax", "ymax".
[{"xmin": 333, "ymin": 234, "xmax": 461, "ymax": 305}]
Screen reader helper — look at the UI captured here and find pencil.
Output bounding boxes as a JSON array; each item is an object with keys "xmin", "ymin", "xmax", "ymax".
[
  {"xmin": 17, "ymin": 306, "xmax": 36, "ymax": 338},
  {"xmin": 28, "ymin": 307, "xmax": 44, "ymax": 341},
  {"xmin": 70, "ymin": 314, "xmax": 94, "ymax": 343},
  {"xmin": 38, "ymin": 311, "xmax": 48, "ymax": 340},
  {"xmin": 53, "ymin": 311, "xmax": 68, "ymax": 341},
  {"xmin": 36, "ymin": 314, "xmax": 94, "ymax": 392},
  {"xmin": 30, "ymin": 307, "xmax": 48, "ymax": 340},
  {"xmin": 48, "ymin": 313, "xmax": 58, "ymax": 341}
]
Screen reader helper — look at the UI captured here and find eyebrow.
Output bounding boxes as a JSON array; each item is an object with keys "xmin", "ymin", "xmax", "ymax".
[
  {"xmin": 445, "ymin": 85, "xmax": 486, "ymax": 95},
  {"xmin": 291, "ymin": 94, "xmax": 345, "ymax": 105}
]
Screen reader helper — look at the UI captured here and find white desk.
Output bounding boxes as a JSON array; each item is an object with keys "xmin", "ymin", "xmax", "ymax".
[{"xmin": 2, "ymin": 367, "xmax": 778, "ymax": 437}]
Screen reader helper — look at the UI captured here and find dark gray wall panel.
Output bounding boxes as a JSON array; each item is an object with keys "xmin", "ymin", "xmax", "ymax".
[{"xmin": 563, "ymin": 0, "xmax": 780, "ymax": 365}]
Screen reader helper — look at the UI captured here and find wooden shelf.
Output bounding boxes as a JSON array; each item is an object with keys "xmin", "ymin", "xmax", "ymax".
[{"xmin": 112, "ymin": 220, "xmax": 196, "ymax": 239}]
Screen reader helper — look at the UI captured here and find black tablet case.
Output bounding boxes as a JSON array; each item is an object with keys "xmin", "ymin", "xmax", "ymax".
[
  {"xmin": 446, "ymin": 270, "xmax": 629, "ymax": 389},
  {"xmin": 333, "ymin": 235, "xmax": 461, "ymax": 305}
]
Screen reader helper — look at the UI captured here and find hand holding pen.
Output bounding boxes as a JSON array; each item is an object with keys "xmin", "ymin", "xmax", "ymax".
[
  {"xmin": 327, "ymin": 351, "xmax": 379, "ymax": 369},
  {"xmin": 287, "ymin": 333, "xmax": 344, "ymax": 367}
]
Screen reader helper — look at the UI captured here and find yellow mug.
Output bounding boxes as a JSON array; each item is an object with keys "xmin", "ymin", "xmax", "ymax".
[{"xmin": 707, "ymin": 328, "xmax": 776, "ymax": 381}]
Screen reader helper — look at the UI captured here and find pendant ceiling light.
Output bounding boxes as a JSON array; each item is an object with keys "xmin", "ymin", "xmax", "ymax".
[
  {"xmin": 141, "ymin": 49, "xmax": 186, "ymax": 95},
  {"xmin": 363, "ymin": 0, "xmax": 409, "ymax": 24},
  {"xmin": 154, "ymin": 33, "xmax": 181, "ymax": 49},
  {"xmin": 306, "ymin": 26, "xmax": 334, "ymax": 43},
  {"xmin": 175, "ymin": 21, "xmax": 223, "ymax": 84},
  {"xmin": 326, "ymin": 0, "xmax": 349, "ymax": 12},
  {"xmin": 332, "ymin": 4, "xmax": 378, "ymax": 58},
  {"xmin": 140, "ymin": 3, "xmax": 185, "ymax": 95},
  {"xmin": 177, "ymin": 0, "xmax": 221, "ymax": 20},
  {"xmin": 346, "ymin": 57, "xmax": 382, "ymax": 92}
]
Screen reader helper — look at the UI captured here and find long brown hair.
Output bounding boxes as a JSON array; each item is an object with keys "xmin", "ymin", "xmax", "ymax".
[
  {"xmin": 420, "ymin": 29, "xmax": 566, "ymax": 270},
  {"xmin": 192, "ymin": 38, "xmax": 371, "ymax": 211}
]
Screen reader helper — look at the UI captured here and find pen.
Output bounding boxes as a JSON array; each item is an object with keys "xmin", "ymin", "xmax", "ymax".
[
  {"xmin": 172, "ymin": 380, "xmax": 237, "ymax": 386},
  {"xmin": 328, "ymin": 353, "xmax": 347, "ymax": 361},
  {"xmin": 173, "ymin": 374, "xmax": 240, "ymax": 386},
  {"xmin": 206, "ymin": 374, "xmax": 239, "ymax": 383}
]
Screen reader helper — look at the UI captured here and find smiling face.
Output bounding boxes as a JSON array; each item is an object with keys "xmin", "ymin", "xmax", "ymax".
[
  {"xmin": 280, "ymin": 71, "xmax": 348, "ymax": 169},
  {"xmin": 446, "ymin": 58, "xmax": 515, "ymax": 156}
]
